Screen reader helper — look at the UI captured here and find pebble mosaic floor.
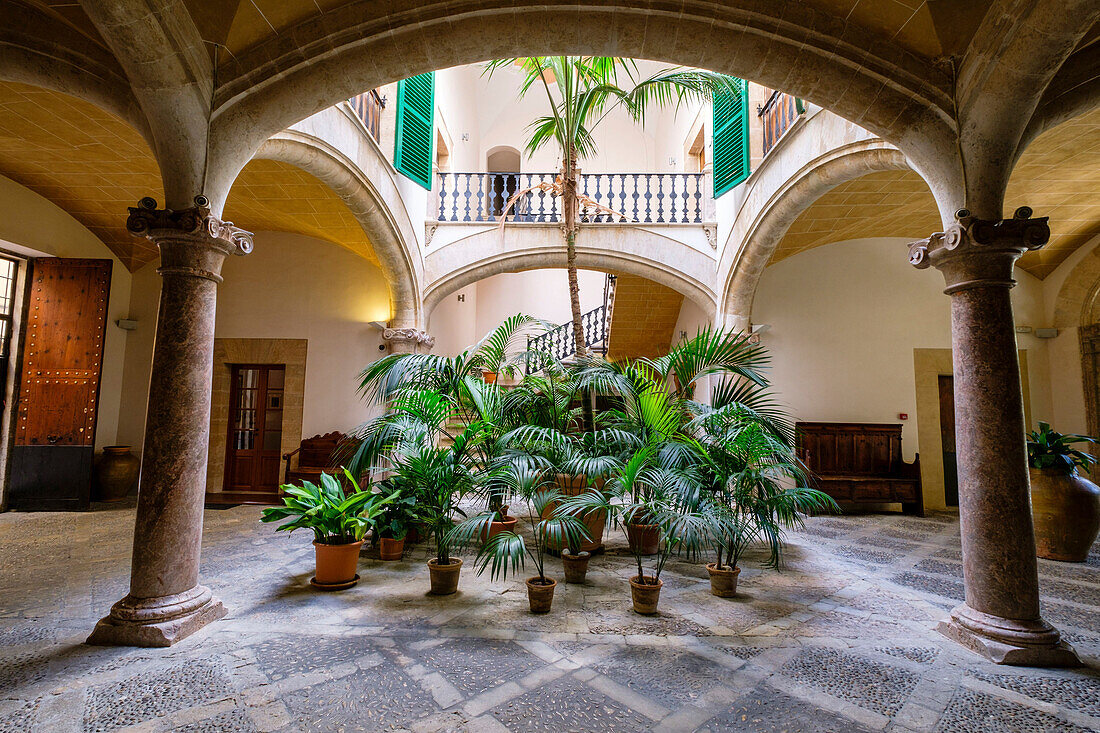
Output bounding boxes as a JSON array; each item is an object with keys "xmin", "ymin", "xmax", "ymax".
[{"xmin": 1, "ymin": 502, "xmax": 1098, "ymax": 732}]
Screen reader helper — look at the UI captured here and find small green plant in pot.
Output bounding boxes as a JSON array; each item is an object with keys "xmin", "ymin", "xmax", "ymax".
[
  {"xmin": 375, "ymin": 483, "xmax": 419, "ymax": 561},
  {"xmin": 449, "ymin": 466, "xmax": 589, "ymax": 613},
  {"xmin": 260, "ymin": 469, "xmax": 397, "ymax": 590},
  {"xmin": 1027, "ymin": 421, "xmax": 1099, "ymax": 562}
]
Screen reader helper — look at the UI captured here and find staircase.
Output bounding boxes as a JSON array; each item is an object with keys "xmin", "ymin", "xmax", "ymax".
[
  {"xmin": 605, "ymin": 273, "xmax": 684, "ymax": 360},
  {"xmin": 526, "ymin": 274, "xmax": 616, "ymax": 365}
]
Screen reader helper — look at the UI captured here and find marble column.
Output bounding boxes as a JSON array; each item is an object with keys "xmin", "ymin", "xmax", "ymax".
[
  {"xmin": 88, "ymin": 197, "xmax": 252, "ymax": 647},
  {"xmin": 383, "ymin": 325, "xmax": 435, "ymax": 354},
  {"xmin": 909, "ymin": 207, "xmax": 1079, "ymax": 667}
]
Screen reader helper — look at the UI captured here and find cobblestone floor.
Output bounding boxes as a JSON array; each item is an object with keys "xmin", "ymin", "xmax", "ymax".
[{"xmin": 1, "ymin": 503, "xmax": 1098, "ymax": 732}]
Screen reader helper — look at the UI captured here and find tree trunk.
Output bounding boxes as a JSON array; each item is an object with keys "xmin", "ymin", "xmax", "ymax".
[{"xmin": 562, "ymin": 153, "xmax": 585, "ymax": 358}]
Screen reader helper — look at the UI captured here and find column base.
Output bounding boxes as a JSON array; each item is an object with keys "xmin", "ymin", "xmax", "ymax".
[
  {"xmin": 87, "ymin": 585, "xmax": 227, "ymax": 648},
  {"xmin": 937, "ymin": 603, "xmax": 1081, "ymax": 667}
]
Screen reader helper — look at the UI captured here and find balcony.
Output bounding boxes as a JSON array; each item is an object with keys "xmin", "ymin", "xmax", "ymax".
[
  {"xmin": 348, "ymin": 89, "xmax": 386, "ymax": 142},
  {"xmin": 437, "ymin": 172, "xmax": 708, "ymax": 224},
  {"xmin": 758, "ymin": 91, "xmax": 804, "ymax": 157}
]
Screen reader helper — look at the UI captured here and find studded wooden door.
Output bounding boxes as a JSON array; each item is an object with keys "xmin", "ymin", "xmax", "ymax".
[{"xmin": 9, "ymin": 258, "xmax": 112, "ymax": 510}]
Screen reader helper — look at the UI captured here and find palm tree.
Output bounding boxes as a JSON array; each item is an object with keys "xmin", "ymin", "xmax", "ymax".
[{"xmin": 484, "ymin": 57, "xmax": 738, "ymax": 358}]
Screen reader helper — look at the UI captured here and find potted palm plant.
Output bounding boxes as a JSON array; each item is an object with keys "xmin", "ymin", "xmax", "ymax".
[
  {"xmin": 449, "ymin": 466, "xmax": 588, "ymax": 613},
  {"xmin": 260, "ymin": 469, "xmax": 398, "ymax": 590},
  {"xmin": 1027, "ymin": 421, "xmax": 1100, "ymax": 562}
]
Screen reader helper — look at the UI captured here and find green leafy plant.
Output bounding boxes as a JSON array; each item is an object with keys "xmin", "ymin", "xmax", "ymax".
[
  {"xmin": 374, "ymin": 484, "xmax": 419, "ymax": 540},
  {"xmin": 1027, "ymin": 421, "xmax": 1097, "ymax": 474},
  {"xmin": 260, "ymin": 469, "xmax": 398, "ymax": 545},
  {"xmin": 448, "ymin": 465, "xmax": 590, "ymax": 584}
]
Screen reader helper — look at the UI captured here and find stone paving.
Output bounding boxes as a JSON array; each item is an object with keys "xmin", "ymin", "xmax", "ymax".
[{"xmin": 1, "ymin": 503, "xmax": 1098, "ymax": 732}]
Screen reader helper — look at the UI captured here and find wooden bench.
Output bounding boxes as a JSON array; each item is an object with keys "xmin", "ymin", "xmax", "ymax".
[
  {"xmin": 796, "ymin": 422, "xmax": 923, "ymax": 516},
  {"xmin": 282, "ymin": 431, "xmax": 344, "ymax": 486}
]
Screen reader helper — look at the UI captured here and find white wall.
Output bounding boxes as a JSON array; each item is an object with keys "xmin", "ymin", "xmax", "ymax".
[
  {"xmin": 118, "ymin": 232, "xmax": 393, "ymax": 452},
  {"xmin": 0, "ymin": 174, "xmax": 133, "ymax": 450},
  {"xmin": 429, "ymin": 268, "xmax": 606, "ymax": 356},
  {"xmin": 753, "ymin": 237, "xmax": 1052, "ymax": 459}
]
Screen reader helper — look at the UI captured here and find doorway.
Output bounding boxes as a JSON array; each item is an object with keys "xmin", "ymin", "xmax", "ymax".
[
  {"xmin": 486, "ymin": 147, "xmax": 522, "ymax": 218},
  {"xmin": 938, "ymin": 374, "xmax": 959, "ymax": 507},
  {"xmin": 1081, "ymin": 323, "xmax": 1100, "ymax": 448},
  {"xmin": 224, "ymin": 364, "xmax": 285, "ymax": 497}
]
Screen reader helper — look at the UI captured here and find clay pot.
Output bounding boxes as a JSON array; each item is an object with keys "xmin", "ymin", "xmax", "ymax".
[
  {"xmin": 546, "ymin": 474, "xmax": 607, "ymax": 553},
  {"xmin": 629, "ymin": 575, "xmax": 663, "ymax": 615},
  {"xmin": 379, "ymin": 537, "xmax": 405, "ymax": 561},
  {"xmin": 706, "ymin": 563, "xmax": 741, "ymax": 597},
  {"xmin": 93, "ymin": 446, "xmax": 140, "ymax": 502},
  {"xmin": 313, "ymin": 541, "xmax": 363, "ymax": 587},
  {"xmin": 480, "ymin": 515, "xmax": 517, "ymax": 543},
  {"xmin": 483, "ymin": 371, "xmax": 498, "ymax": 384},
  {"xmin": 562, "ymin": 550, "xmax": 591, "ymax": 583},
  {"xmin": 427, "ymin": 557, "xmax": 463, "ymax": 595},
  {"xmin": 526, "ymin": 576, "xmax": 557, "ymax": 614},
  {"xmin": 1030, "ymin": 468, "xmax": 1100, "ymax": 562},
  {"xmin": 626, "ymin": 522, "xmax": 660, "ymax": 556}
]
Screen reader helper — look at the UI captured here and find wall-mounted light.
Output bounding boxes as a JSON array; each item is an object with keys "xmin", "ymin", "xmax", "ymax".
[
  {"xmin": 367, "ymin": 321, "xmax": 387, "ymax": 331},
  {"xmin": 116, "ymin": 319, "xmax": 138, "ymax": 331}
]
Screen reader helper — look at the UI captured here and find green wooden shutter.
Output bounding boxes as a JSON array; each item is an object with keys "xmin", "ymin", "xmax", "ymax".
[
  {"xmin": 712, "ymin": 77, "xmax": 750, "ymax": 198},
  {"xmin": 394, "ymin": 72, "xmax": 435, "ymax": 190}
]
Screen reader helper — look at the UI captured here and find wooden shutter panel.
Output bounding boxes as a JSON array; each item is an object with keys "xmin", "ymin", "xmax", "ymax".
[
  {"xmin": 712, "ymin": 77, "xmax": 750, "ymax": 197},
  {"xmin": 394, "ymin": 72, "xmax": 435, "ymax": 190}
]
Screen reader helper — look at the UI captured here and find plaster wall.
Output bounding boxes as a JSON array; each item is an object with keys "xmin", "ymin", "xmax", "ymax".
[
  {"xmin": 117, "ymin": 232, "xmax": 393, "ymax": 458},
  {"xmin": 429, "ymin": 269, "xmax": 605, "ymax": 357},
  {"xmin": 0, "ymin": 174, "xmax": 133, "ymax": 452},
  {"xmin": 753, "ymin": 237, "xmax": 1052, "ymax": 510}
]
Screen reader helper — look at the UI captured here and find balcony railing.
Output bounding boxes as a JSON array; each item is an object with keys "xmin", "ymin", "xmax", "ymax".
[
  {"xmin": 758, "ymin": 91, "xmax": 804, "ymax": 157},
  {"xmin": 348, "ymin": 89, "xmax": 385, "ymax": 142},
  {"xmin": 437, "ymin": 172, "xmax": 707, "ymax": 224}
]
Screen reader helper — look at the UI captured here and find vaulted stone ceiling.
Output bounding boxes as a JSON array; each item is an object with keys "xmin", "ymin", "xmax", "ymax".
[
  {"xmin": 771, "ymin": 105, "xmax": 1100, "ymax": 279},
  {"xmin": 180, "ymin": 0, "xmax": 990, "ymax": 64},
  {"xmin": 0, "ymin": 82, "xmax": 379, "ymax": 270}
]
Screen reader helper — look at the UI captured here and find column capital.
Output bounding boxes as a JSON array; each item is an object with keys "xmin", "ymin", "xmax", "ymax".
[
  {"xmin": 907, "ymin": 207, "xmax": 1049, "ymax": 294},
  {"xmin": 127, "ymin": 197, "xmax": 253, "ymax": 282},
  {"xmin": 383, "ymin": 327, "xmax": 435, "ymax": 353}
]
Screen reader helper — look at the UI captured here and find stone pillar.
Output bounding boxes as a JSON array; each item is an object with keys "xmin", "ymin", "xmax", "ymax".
[
  {"xmin": 383, "ymin": 325, "xmax": 435, "ymax": 354},
  {"xmin": 908, "ymin": 207, "xmax": 1079, "ymax": 667},
  {"xmin": 88, "ymin": 197, "xmax": 252, "ymax": 647}
]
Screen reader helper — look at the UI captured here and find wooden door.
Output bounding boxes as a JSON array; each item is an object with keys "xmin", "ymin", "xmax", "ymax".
[
  {"xmin": 938, "ymin": 375, "xmax": 959, "ymax": 507},
  {"xmin": 223, "ymin": 364, "xmax": 285, "ymax": 496},
  {"xmin": 9, "ymin": 258, "xmax": 111, "ymax": 510}
]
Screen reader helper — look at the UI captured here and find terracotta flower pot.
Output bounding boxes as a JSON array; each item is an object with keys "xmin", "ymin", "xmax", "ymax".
[
  {"xmin": 313, "ymin": 540, "xmax": 363, "ymax": 588},
  {"xmin": 480, "ymin": 515, "xmax": 517, "ymax": 543},
  {"xmin": 526, "ymin": 576, "xmax": 557, "ymax": 614},
  {"xmin": 483, "ymin": 371, "xmax": 498, "ymax": 384},
  {"xmin": 546, "ymin": 474, "xmax": 607, "ymax": 553},
  {"xmin": 562, "ymin": 550, "xmax": 591, "ymax": 583},
  {"xmin": 427, "ymin": 557, "xmax": 463, "ymax": 595},
  {"xmin": 93, "ymin": 446, "xmax": 140, "ymax": 502},
  {"xmin": 629, "ymin": 575, "xmax": 663, "ymax": 615},
  {"xmin": 626, "ymin": 522, "xmax": 660, "ymax": 556},
  {"xmin": 1030, "ymin": 467, "xmax": 1100, "ymax": 562},
  {"xmin": 706, "ymin": 563, "xmax": 741, "ymax": 597},
  {"xmin": 379, "ymin": 536, "xmax": 405, "ymax": 561}
]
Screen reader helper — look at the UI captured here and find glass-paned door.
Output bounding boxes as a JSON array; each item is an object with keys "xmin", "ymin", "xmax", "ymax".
[{"xmin": 224, "ymin": 364, "xmax": 285, "ymax": 494}]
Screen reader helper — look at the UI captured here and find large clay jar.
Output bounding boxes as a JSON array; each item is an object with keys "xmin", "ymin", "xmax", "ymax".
[
  {"xmin": 93, "ymin": 446, "xmax": 140, "ymax": 502},
  {"xmin": 1030, "ymin": 468, "xmax": 1100, "ymax": 562}
]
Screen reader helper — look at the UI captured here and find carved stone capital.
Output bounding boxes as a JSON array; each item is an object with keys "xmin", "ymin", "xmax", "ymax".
[
  {"xmin": 127, "ymin": 197, "xmax": 254, "ymax": 282},
  {"xmin": 383, "ymin": 327, "xmax": 435, "ymax": 353},
  {"xmin": 907, "ymin": 207, "xmax": 1049, "ymax": 294}
]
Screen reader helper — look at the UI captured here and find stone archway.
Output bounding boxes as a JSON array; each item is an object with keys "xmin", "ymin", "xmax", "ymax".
[
  {"xmin": 720, "ymin": 143, "xmax": 913, "ymax": 329},
  {"xmin": 254, "ymin": 132, "xmax": 424, "ymax": 328}
]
